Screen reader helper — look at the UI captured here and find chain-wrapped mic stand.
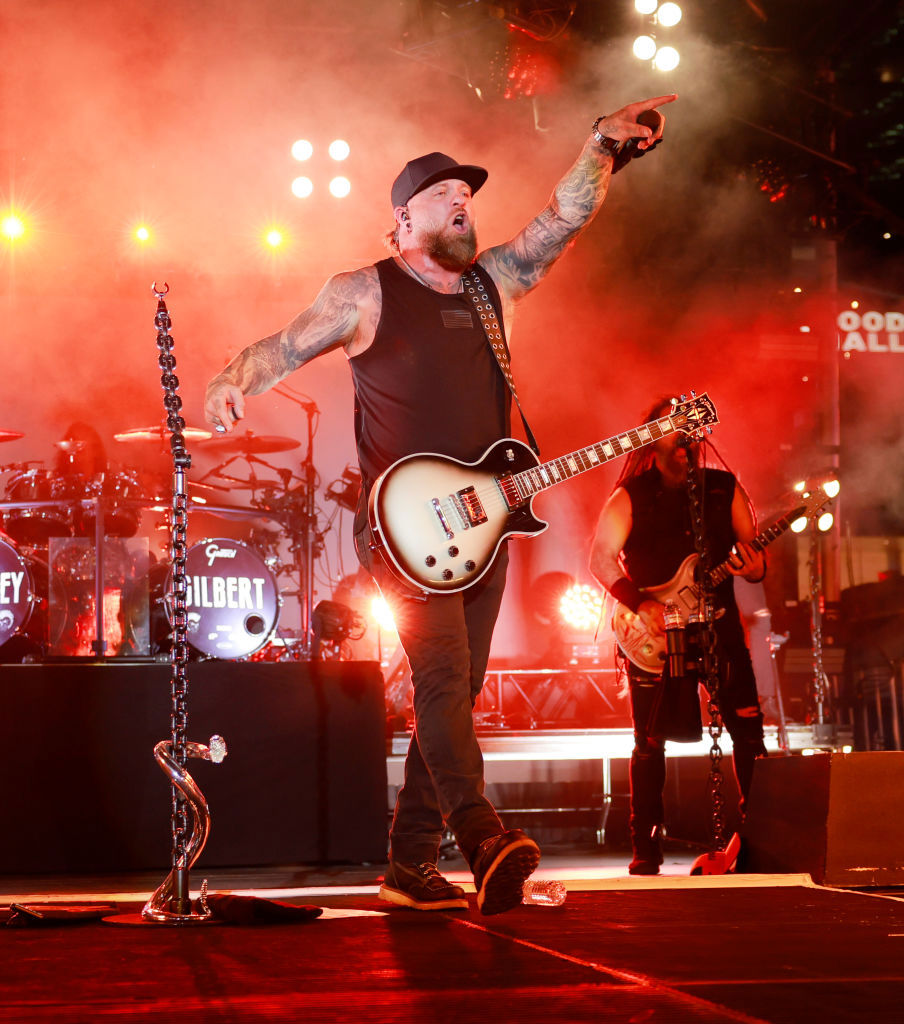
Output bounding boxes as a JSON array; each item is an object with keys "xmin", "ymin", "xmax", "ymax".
[{"xmin": 141, "ymin": 283, "xmax": 227, "ymax": 925}]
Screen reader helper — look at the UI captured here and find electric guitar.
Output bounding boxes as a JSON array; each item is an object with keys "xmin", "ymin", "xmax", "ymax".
[
  {"xmin": 368, "ymin": 392, "xmax": 718, "ymax": 594},
  {"xmin": 613, "ymin": 492, "xmax": 832, "ymax": 673}
]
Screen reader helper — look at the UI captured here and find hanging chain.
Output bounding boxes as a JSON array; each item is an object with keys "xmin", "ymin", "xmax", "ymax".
[
  {"xmin": 153, "ymin": 282, "xmax": 193, "ymax": 872},
  {"xmin": 685, "ymin": 450, "xmax": 727, "ymax": 851}
]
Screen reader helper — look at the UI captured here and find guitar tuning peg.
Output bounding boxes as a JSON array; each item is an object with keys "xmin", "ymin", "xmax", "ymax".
[
  {"xmin": 690, "ymin": 389, "xmax": 696, "ymax": 398},
  {"xmin": 679, "ymin": 393, "xmax": 686, "ymax": 402}
]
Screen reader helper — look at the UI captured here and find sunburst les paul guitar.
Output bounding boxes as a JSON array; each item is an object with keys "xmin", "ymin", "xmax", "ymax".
[
  {"xmin": 368, "ymin": 392, "xmax": 718, "ymax": 594},
  {"xmin": 613, "ymin": 492, "xmax": 832, "ymax": 673}
]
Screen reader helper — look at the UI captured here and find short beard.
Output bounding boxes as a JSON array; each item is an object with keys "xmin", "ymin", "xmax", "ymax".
[{"xmin": 422, "ymin": 225, "xmax": 478, "ymax": 272}]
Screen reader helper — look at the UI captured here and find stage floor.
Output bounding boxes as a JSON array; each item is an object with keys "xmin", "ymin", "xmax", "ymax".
[{"xmin": 2, "ymin": 850, "xmax": 902, "ymax": 1024}]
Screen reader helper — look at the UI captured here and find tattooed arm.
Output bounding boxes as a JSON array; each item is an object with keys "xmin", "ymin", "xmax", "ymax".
[
  {"xmin": 204, "ymin": 266, "xmax": 379, "ymax": 431},
  {"xmin": 480, "ymin": 94, "xmax": 676, "ymax": 305}
]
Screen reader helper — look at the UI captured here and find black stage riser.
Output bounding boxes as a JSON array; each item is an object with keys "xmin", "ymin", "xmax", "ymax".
[
  {"xmin": 740, "ymin": 751, "xmax": 904, "ymax": 886},
  {"xmin": 1, "ymin": 661, "xmax": 388, "ymax": 874}
]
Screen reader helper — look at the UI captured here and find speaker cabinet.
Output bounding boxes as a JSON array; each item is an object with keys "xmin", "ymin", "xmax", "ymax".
[{"xmin": 741, "ymin": 751, "xmax": 904, "ymax": 886}]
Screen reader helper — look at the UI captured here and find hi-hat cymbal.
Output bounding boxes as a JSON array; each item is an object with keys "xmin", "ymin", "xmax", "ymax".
[
  {"xmin": 0, "ymin": 430, "xmax": 24, "ymax": 443},
  {"xmin": 114, "ymin": 425, "xmax": 213, "ymax": 443},
  {"xmin": 203, "ymin": 431, "xmax": 300, "ymax": 454}
]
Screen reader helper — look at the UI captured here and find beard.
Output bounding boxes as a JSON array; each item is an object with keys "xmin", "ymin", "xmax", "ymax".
[{"xmin": 422, "ymin": 223, "xmax": 478, "ymax": 272}]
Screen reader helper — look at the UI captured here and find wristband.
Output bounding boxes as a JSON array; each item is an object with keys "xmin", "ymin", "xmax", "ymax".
[
  {"xmin": 609, "ymin": 576, "xmax": 644, "ymax": 614},
  {"xmin": 591, "ymin": 116, "xmax": 621, "ymax": 157}
]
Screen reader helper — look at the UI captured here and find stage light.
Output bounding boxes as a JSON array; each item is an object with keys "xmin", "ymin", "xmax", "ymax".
[
  {"xmin": 134, "ymin": 225, "xmax": 151, "ymax": 243},
  {"xmin": 635, "ymin": 0, "xmax": 658, "ymax": 13},
  {"xmin": 653, "ymin": 46, "xmax": 680, "ymax": 71},
  {"xmin": 328, "ymin": 139, "xmax": 350, "ymax": 161},
  {"xmin": 817, "ymin": 511, "xmax": 834, "ymax": 533},
  {"xmin": 883, "ymin": 232, "xmax": 892, "ymax": 240},
  {"xmin": 265, "ymin": 229, "xmax": 284, "ymax": 248},
  {"xmin": 633, "ymin": 35, "xmax": 657, "ymax": 60},
  {"xmin": 851, "ymin": 300, "xmax": 860, "ymax": 309},
  {"xmin": 793, "ymin": 286, "xmax": 803, "ymax": 293},
  {"xmin": 329, "ymin": 176, "xmax": 351, "ymax": 198},
  {"xmin": 799, "ymin": 325, "xmax": 811, "ymax": 332},
  {"xmin": 657, "ymin": 2, "xmax": 682, "ymax": 26},
  {"xmin": 371, "ymin": 595, "xmax": 396, "ymax": 634},
  {"xmin": 291, "ymin": 139, "xmax": 313, "ymax": 161},
  {"xmin": 559, "ymin": 583, "xmax": 604, "ymax": 632},
  {"xmin": 2, "ymin": 214, "xmax": 25, "ymax": 240},
  {"xmin": 291, "ymin": 175, "xmax": 314, "ymax": 198}
]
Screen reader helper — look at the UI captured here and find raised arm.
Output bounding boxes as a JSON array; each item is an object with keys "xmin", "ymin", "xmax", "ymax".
[
  {"xmin": 481, "ymin": 94, "xmax": 676, "ymax": 303},
  {"xmin": 204, "ymin": 266, "xmax": 377, "ymax": 431}
]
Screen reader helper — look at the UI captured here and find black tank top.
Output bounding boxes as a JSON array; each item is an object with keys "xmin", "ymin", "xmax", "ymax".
[
  {"xmin": 350, "ymin": 258, "xmax": 511, "ymax": 495},
  {"xmin": 622, "ymin": 466, "xmax": 739, "ymax": 614}
]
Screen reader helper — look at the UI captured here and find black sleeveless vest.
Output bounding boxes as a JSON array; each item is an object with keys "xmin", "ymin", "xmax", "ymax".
[
  {"xmin": 622, "ymin": 466, "xmax": 739, "ymax": 613},
  {"xmin": 349, "ymin": 258, "xmax": 511, "ymax": 496}
]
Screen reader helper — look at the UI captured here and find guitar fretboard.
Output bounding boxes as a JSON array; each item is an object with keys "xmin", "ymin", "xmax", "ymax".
[
  {"xmin": 512, "ymin": 415, "xmax": 678, "ymax": 497},
  {"xmin": 708, "ymin": 506, "xmax": 806, "ymax": 586}
]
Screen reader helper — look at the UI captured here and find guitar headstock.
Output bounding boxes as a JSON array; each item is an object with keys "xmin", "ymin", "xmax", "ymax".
[
  {"xmin": 668, "ymin": 392, "xmax": 719, "ymax": 438},
  {"xmin": 787, "ymin": 484, "xmax": 835, "ymax": 528}
]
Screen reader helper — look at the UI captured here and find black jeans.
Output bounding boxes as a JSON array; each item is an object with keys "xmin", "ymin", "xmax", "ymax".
[
  {"xmin": 628, "ymin": 621, "xmax": 767, "ymax": 847},
  {"xmin": 357, "ymin": 524, "xmax": 508, "ymax": 866}
]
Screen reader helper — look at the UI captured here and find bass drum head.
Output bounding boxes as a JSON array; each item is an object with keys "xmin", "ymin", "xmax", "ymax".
[
  {"xmin": 127, "ymin": 538, "xmax": 281, "ymax": 660},
  {"xmin": 0, "ymin": 538, "xmax": 65, "ymax": 661}
]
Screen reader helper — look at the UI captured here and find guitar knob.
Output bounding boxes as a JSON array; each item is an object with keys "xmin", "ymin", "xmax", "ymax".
[
  {"xmin": 425, "ymin": 555, "xmax": 436, "ymax": 567},
  {"xmin": 448, "ymin": 546, "xmax": 459, "ymax": 557},
  {"xmin": 442, "ymin": 569, "xmax": 454, "ymax": 581},
  {"xmin": 464, "ymin": 560, "xmax": 476, "ymax": 572}
]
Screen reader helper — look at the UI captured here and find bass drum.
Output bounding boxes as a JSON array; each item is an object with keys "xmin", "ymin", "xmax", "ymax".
[
  {"xmin": 0, "ymin": 537, "xmax": 66, "ymax": 660},
  {"xmin": 127, "ymin": 538, "xmax": 281, "ymax": 660}
]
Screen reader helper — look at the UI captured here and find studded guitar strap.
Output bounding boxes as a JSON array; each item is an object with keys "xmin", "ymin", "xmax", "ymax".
[{"xmin": 463, "ymin": 266, "xmax": 540, "ymax": 455}]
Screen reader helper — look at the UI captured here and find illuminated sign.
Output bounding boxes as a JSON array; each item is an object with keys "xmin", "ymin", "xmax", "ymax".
[{"xmin": 837, "ymin": 310, "xmax": 904, "ymax": 353}]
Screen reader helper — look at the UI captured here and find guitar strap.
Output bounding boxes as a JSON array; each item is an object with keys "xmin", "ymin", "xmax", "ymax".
[{"xmin": 463, "ymin": 267, "xmax": 540, "ymax": 456}]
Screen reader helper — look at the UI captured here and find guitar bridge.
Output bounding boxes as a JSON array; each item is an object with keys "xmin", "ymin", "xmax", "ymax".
[{"xmin": 453, "ymin": 486, "xmax": 487, "ymax": 528}]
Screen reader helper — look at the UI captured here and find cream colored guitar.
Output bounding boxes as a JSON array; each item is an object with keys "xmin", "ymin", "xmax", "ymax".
[
  {"xmin": 369, "ymin": 393, "xmax": 718, "ymax": 594},
  {"xmin": 613, "ymin": 495, "xmax": 830, "ymax": 673}
]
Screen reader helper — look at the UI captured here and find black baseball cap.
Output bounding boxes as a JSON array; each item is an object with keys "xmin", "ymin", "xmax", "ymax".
[{"xmin": 391, "ymin": 152, "xmax": 488, "ymax": 208}]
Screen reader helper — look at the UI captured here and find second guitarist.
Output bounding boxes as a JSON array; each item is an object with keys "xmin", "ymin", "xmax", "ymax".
[{"xmin": 590, "ymin": 395, "xmax": 768, "ymax": 876}]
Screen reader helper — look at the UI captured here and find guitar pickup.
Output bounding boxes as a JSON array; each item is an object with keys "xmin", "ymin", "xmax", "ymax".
[{"xmin": 453, "ymin": 486, "xmax": 487, "ymax": 528}]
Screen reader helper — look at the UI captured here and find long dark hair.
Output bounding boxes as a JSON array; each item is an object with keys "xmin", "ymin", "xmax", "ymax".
[{"xmin": 615, "ymin": 395, "xmax": 676, "ymax": 487}]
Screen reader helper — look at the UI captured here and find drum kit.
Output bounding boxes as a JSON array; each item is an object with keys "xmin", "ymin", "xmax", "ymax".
[{"xmin": 0, "ymin": 424, "xmax": 333, "ymax": 662}]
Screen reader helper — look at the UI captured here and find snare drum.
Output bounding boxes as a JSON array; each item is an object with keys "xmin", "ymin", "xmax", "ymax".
[
  {"xmin": 128, "ymin": 538, "xmax": 281, "ymax": 659},
  {"xmin": 2, "ymin": 469, "xmax": 70, "ymax": 544}
]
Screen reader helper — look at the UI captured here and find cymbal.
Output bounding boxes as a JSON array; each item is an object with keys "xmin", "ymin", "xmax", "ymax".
[
  {"xmin": 203, "ymin": 430, "xmax": 300, "ymax": 453},
  {"xmin": 114, "ymin": 425, "xmax": 213, "ymax": 443},
  {"xmin": 207, "ymin": 473, "xmax": 283, "ymax": 490},
  {"xmin": 0, "ymin": 430, "xmax": 24, "ymax": 443},
  {"xmin": 54, "ymin": 439, "xmax": 87, "ymax": 452}
]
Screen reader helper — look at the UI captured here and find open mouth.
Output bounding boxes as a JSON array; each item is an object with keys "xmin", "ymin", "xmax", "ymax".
[{"xmin": 451, "ymin": 212, "xmax": 468, "ymax": 232}]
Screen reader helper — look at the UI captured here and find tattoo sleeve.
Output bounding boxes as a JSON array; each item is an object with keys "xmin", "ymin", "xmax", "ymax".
[
  {"xmin": 486, "ymin": 139, "xmax": 612, "ymax": 299},
  {"xmin": 209, "ymin": 269, "xmax": 372, "ymax": 395}
]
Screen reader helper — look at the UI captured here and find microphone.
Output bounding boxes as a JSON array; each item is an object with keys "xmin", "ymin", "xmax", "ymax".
[{"xmin": 663, "ymin": 601, "xmax": 686, "ymax": 679}]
